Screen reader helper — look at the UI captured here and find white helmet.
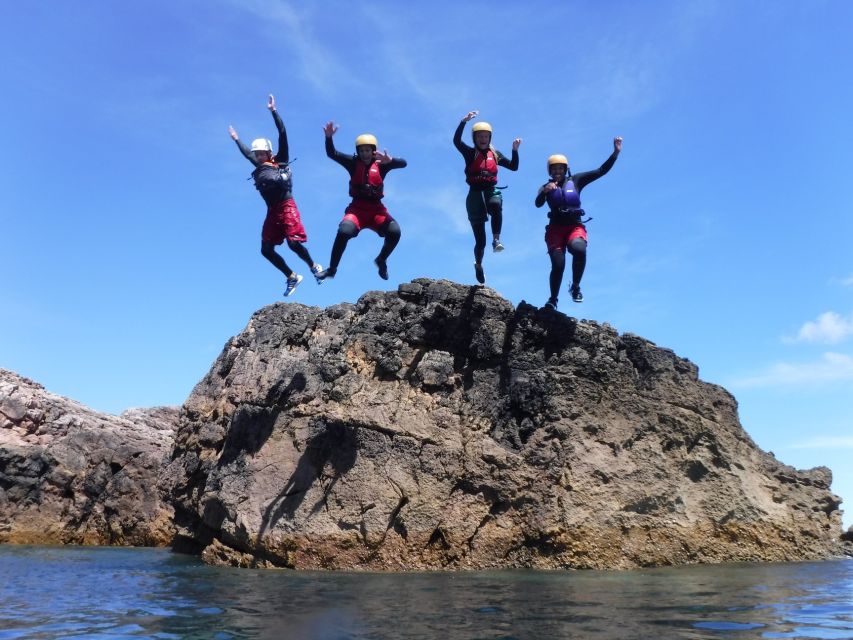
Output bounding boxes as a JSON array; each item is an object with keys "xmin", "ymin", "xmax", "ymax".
[{"xmin": 250, "ymin": 138, "xmax": 273, "ymax": 153}]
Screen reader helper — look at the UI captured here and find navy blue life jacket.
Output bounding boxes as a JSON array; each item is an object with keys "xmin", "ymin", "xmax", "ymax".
[
  {"xmin": 252, "ymin": 162, "xmax": 293, "ymax": 207},
  {"xmin": 546, "ymin": 179, "xmax": 584, "ymax": 223}
]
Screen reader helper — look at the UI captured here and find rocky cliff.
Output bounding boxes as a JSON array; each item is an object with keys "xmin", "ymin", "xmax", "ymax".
[
  {"xmin": 164, "ymin": 279, "xmax": 845, "ymax": 570},
  {"xmin": 0, "ymin": 369, "xmax": 178, "ymax": 546}
]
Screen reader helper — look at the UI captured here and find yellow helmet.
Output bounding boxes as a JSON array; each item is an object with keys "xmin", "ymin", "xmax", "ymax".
[
  {"xmin": 547, "ymin": 154, "xmax": 569, "ymax": 171},
  {"xmin": 355, "ymin": 133, "xmax": 378, "ymax": 149},
  {"xmin": 471, "ymin": 121, "xmax": 492, "ymax": 140}
]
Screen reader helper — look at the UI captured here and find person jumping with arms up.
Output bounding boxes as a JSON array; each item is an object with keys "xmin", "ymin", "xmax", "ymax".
[
  {"xmin": 536, "ymin": 136, "xmax": 622, "ymax": 309},
  {"xmin": 315, "ymin": 122, "xmax": 406, "ymax": 282},
  {"xmin": 453, "ymin": 110, "xmax": 521, "ymax": 284},
  {"xmin": 229, "ymin": 94, "xmax": 322, "ymax": 297}
]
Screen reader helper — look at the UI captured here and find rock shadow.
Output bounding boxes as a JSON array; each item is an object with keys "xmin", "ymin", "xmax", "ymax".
[
  {"xmin": 218, "ymin": 373, "xmax": 307, "ymax": 465},
  {"xmin": 256, "ymin": 420, "xmax": 358, "ymax": 543}
]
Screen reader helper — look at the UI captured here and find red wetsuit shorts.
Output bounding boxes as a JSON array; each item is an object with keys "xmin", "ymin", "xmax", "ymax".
[
  {"xmin": 262, "ymin": 198, "xmax": 307, "ymax": 245},
  {"xmin": 343, "ymin": 199, "xmax": 394, "ymax": 234},
  {"xmin": 544, "ymin": 223, "xmax": 588, "ymax": 253}
]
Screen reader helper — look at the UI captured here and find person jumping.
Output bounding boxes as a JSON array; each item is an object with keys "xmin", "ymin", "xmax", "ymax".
[
  {"xmin": 315, "ymin": 122, "xmax": 407, "ymax": 282},
  {"xmin": 228, "ymin": 94, "xmax": 322, "ymax": 297},
  {"xmin": 536, "ymin": 137, "xmax": 622, "ymax": 309},
  {"xmin": 453, "ymin": 110, "xmax": 521, "ymax": 284}
]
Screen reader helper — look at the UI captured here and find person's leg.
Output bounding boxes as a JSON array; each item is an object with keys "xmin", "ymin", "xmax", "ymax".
[
  {"xmin": 548, "ymin": 249, "xmax": 566, "ymax": 304},
  {"xmin": 487, "ymin": 191, "xmax": 504, "ymax": 251},
  {"xmin": 317, "ymin": 219, "xmax": 359, "ymax": 280},
  {"xmin": 470, "ymin": 220, "xmax": 487, "ymax": 284},
  {"xmin": 374, "ymin": 219, "xmax": 401, "ymax": 280},
  {"xmin": 280, "ymin": 199, "xmax": 321, "ymax": 276},
  {"xmin": 261, "ymin": 242, "xmax": 293, "ymax": 278},
  {"xmin": 286, "ymin": 239, "xmax": 315, "ymax": 269},
  {"xmin": 567, "ymin": 237, "xmax": 587, "ymax": 302}
]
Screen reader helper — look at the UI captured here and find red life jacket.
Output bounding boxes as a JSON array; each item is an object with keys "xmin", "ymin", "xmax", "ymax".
[
  {"xmin": 349, "ymin": 159, "xmax": 384, "ymax": 200},
  {"xmin": 466, "ymin": 149, "xmax": 499, "ymax": 188}
]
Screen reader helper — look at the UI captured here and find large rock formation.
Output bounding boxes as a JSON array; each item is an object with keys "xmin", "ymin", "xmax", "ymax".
[
  {"xmin": 165, "ymin": 279, "xmax": 845, "ymax": 569},
  {"xmin": 0, "ymin": 369, "xmax": 179, "ymax": 546}
]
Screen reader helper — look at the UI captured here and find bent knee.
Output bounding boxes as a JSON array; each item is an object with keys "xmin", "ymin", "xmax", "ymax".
[
  {"xmin": 338, "ymin": 220, "xmax": 358, "ymax": 238},
  {"xmin": 569, "ymin": 238, "xmax": 587, "ymax": 254},
  {"xmin": 384, "ymin": 220, "xmax": 401, "ymax": 238}
]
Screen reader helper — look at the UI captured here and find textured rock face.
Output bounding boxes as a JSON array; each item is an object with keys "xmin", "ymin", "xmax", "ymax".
[
  {"xmin": 0, "ymin": 369, "xmax": 179, "ymax": 546},
  {"xmin": 165, "ymin": 279, "xmax": 844, "ymax": 570}
]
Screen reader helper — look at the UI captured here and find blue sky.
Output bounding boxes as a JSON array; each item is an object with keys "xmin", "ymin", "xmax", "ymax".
[{"xmin": 2, "ymin": 1, "xmax": 852, "ymax": 528}]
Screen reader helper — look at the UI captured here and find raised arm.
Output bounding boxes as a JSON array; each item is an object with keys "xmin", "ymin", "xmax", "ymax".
[
  {"xmin": 573, "ymin": 137, "xmax": 622, "ymax": 191},
  {"xmin": 497, "ymin": 137, "xmax": 522, "ymax": 171},
  {"xmin": 323, "ymin": 121, "xmax": 354, "ymax": 170},
  {"xmin": 229, "ymin": 125, "xmax": 259, "ymax": 167},
  {"xmin": 453, "ymin": 110, "xmax": 478, "ymax": 156},
  {"xmin": 268, "ymin": 94, "xmax": 289, "ymax": 163}
]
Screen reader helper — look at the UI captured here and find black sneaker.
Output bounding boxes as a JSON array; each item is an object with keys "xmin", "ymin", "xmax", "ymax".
[
  {"xmin": 492, "ymin": 239, "xmax": 505, "ymax": 253},
  {"xmin": 316, "ymin": 267, "xmax": 337, "ymax": 281},
  {"xmin": 374, "ymin": 257, "xmax": 388, "ymax": 280},
  {"xmin": 570, "ymin": 284, "xmax": 583, "ymax": 303},
  {"xmin": 474, "ymin": 262, "xmax": 485, "ymax": 284},
  {"xmin": 544, "ymin": 297, "xmax": 558, "ymax": 310}
]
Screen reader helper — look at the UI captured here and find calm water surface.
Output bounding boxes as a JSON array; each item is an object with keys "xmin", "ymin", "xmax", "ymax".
[{"xmin": 0, "ymin": 545, "xmax": 851, "ymax": 639}]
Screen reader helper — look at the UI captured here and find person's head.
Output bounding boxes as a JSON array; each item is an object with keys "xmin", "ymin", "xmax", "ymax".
[
  {"xmin": 471, "ymin": 122, "xmax": 492, "ymax": 150},
  {"xmin": 355, "ymin": 134, "xmax": 378, "ymax": 163},
  {"xmin": 251, "ymin": 138, "xmax": 273, "ymax": 163},
  {"xmin": 547, "ymin": 154, "xmax": 569, "ymax": 181}
]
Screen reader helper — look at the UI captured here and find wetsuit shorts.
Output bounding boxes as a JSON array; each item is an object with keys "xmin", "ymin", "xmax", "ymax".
[
  {"xmin": 545, "ymin": 222, "xmax": 587, "ymax": 253},
  {"xmin": 262, "ymin": 198, "xmax": 308, "ymax": 245},
  {"xmin": 343, "ymin": 199, "xmax": 394, "ymax": 234},
  {"xmin": 465, "ymin": 186, "xmax": 502, "ymax": 223}
]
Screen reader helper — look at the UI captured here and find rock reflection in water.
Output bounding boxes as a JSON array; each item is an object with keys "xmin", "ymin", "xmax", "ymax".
[{"xmin": 0, "ymin": 546, "xmax": 851, "ymax": 639}]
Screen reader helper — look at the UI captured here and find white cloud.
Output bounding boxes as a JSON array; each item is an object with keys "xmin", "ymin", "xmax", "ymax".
[
  {"xmin": 732, "ymin": 352, "xmax": 853, "ymax": 388},
  {"xmin": 785, "ymin": 311, "xmax": 853, "ymax": 345},
  {"xmin": 841, "ymin": 274, "xmax": 853, "ymax": 287},
  {"xmin": 789, "ymin": 436, "xmax": 853, "ymax": 450}
]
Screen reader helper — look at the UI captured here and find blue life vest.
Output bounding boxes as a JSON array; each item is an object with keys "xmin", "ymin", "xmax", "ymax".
[{"xmin": 546, "ymin": 179, "xmax": 584, "ymax": 223}]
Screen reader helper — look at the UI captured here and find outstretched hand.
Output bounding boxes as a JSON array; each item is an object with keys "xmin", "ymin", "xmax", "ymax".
[
  {"xmin": 613, "ymin": 136, "xmax": 623, "ymax": 152},
  {"xmin": 462, "ymin": 110, "xmax": 479, "ymax": 122},
  {"xmin": 228, "ymin": 125, "xmax": 238, "ymax": 140},
  {"xmin": 512, "ymin": 137, "xmax": 522, "ymax": 151},
  {"xmin": 323, "ymin": 121, "xmax": 339, "ymax": 138},
  {"xmin": 374, "ymin": 149, "xmax": 393, "ymax": 164},
  {"xmin": 268, "ymin": 94, "xmax": 276, "ymax": 111}
]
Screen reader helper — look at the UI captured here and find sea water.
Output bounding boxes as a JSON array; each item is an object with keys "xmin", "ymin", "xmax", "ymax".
[{"xmin": 0, "ymin": 545, "xmax": 851, "ymax": 639}]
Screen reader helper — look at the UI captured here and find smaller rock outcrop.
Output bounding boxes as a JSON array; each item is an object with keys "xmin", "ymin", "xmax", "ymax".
[{"xmin": 0, "ymin": 369, "xmax": 179, "ymax": 546}]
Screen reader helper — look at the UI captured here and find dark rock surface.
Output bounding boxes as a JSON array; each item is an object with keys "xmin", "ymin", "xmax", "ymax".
[
  {"xmin": 0, "ymin": 369, "xmax": 179, "ymax": 546},
  {"xmin": 163, "ymin": 279, "xmax": 846, "ymax": 569}
]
